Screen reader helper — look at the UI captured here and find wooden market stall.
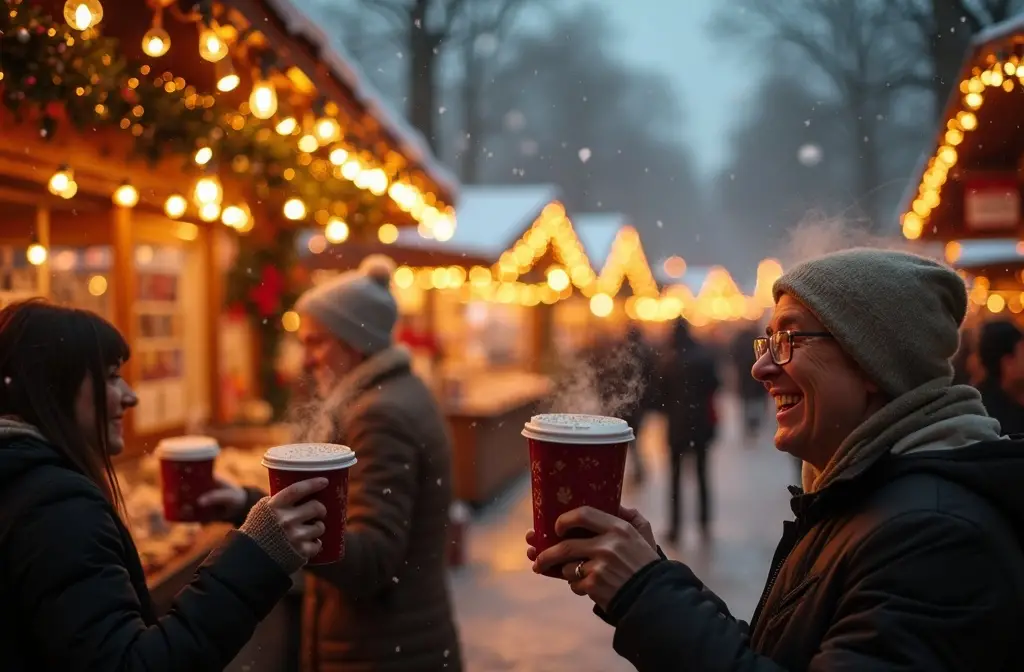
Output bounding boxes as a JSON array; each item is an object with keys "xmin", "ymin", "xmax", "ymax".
[
  {"xmin": 899, "ymin": 16, "xmax": 1024, "ymax": 244},
  {"xmin": 0, "ymin": 1, "xmax": 454, "ymax": 668},
  {"xmin": 896, "ymin": 16, "xmax": 1024, "ymax": 351}
]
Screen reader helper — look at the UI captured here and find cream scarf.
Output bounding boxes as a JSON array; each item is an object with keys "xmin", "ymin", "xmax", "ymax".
[
  {"xmin": 292, "ymin": 346, "xmax": 412, "ymax": 444},
  {"xmin": 802, "ymin": 379, "xmax": 1003, "ymax": 494}
]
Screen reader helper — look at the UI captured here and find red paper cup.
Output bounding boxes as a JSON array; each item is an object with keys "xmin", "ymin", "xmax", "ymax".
[
  {"xmin": 524, "ymin": 414, "xmax": 633, "ymax": 578},
  {"xmin": 156, "ymin": 436, "xmax": 220, "ymax": 523},
  {"xmin": 261, "ymin": 443, "xmax": 357, "ymax": 566}
]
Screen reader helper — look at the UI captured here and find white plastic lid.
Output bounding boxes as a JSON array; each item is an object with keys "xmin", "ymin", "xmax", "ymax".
[
  {"xmin": 261, "ymin": 443, "xmax": 357, "ymax": 472},
  {"xmin": 522, "ymin": 414, "xmax": 634, "ymax": 445},
  {"xmin": 155, "ymin": 435, "xmax": 220, "ymax": 461}
]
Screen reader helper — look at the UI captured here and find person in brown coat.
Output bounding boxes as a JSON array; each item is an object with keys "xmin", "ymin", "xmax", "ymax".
[{"xmin": 202, "ymin": 256, "xmax": 462, "ymax": 671}]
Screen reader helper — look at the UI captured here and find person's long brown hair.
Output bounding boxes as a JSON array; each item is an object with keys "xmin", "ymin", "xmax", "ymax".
[{"xmin": 0, "ymin": 298, "xmax": 130, "ymax": 512}]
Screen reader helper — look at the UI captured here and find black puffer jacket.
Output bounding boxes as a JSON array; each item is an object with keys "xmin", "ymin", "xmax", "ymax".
[
  {"xmin": 0, "ymin": 431, "xmax": 294, "ymax": 671},
  {"xmin": 601, "ymin": 439, "xmax": 1024, "ymax": 670}
]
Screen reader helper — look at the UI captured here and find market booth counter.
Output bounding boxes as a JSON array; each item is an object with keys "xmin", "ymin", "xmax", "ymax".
[{"xmin": 444, "ymin": 371, "xmax": 552, "ymax": 507}]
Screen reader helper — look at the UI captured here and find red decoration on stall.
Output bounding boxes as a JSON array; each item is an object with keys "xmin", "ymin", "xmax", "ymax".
[{"xmin": 248, "ymin": 264, "xmax": 285, "ymax": 318}]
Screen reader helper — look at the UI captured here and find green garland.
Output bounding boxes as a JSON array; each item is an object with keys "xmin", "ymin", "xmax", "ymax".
[
  {"xmin": 225, "ymin": 228, "xmax": 301, "ymax": 420},
  {"xmin": 0, "ymin": 0, "xmax": 401, "ymax": 228}
]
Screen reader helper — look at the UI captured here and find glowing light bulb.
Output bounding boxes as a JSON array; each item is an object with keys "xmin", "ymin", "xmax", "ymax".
[
  {"xmin": 281, "ymin": 311, "xmax": 301, "ymax": 332},
  {"xmin": 546, "ymin": 267, "xmax": 570, "ymax": 292},
  {"xmin": 297, "ymin": 134, "xmax": 319, "ymax": 153},
  {"xmin": 314, "ymin": 117, "xmax": 341, "ymax": 144},
  {"xmin": 113, "ymin": 181, "xmax": 139, "ymax": 208},
  {"xmin": 26, "ymin": 243, "xmax": 48, "ymax": 266},
  {"xmin": 378, "ymin": 223, "xmax": 399, "ymax": 244},
  {"xmin": 283, "ymin": 198, "xmax": 306, "ymax": 220},
  {"xmin": 141, "ymin": 27, "xmax": 170, "ymax": 57},
  {"xmin": 590, "ymin": 293, "xmax": 613, "ymax": 317},
  {"xmin": 433, "ymin": 215, "xmax": 455, "ymax": 242},
  {"xmin": 198, "ymin": 25, "xmax": 228, "ymax": 62},
  {"xmin": 88, "ymin": 275, "xmax": 108, "ymax": 296},
  {"xmin": 221, "ymin": 204, "xmax": 251, "ymax": 229},
  {"xmin": 48, "ymin": 167, "xmax": 74, "ymax": 197},
  {"xmin": 325, "ymin": 218, "xmax": 349, "ymax": 243},
  {"xmin": 329, "ymin": 147, "xmax": 349, "ymax": 165},
  {"xmin": 199, "ymin": 202, "xmax": 221, "ymax": 222},
  {"xmin": 249, "ymin": 79, "xmax": 278, "ymax": 120},
  {"xmin": 64, "ymin": 0, "xmax": 103, "ymax": 31},
  {"xmin": 194, "ymin": 147, "xmax": 213, "ymax": 165},
  {"xmin": 193, "ymin": 176, "xmax": 222, "ymax": 206},
  {"xmin": 275, "ymin": 117, "xmax": 298, "ymax": 135},
  {"xmin": 164, "ymin": 194, "xmax": 187, "ymax": 219},
  {"xmin": 215, "ymin": 59, "xmax": 239, "ymax": 92}
]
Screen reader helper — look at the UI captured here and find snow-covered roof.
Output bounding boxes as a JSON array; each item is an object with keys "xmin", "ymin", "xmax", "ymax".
[
  {"xmin": 574, "ymin": 213, "xmax": 624, "ymax": 269},
  {"xmin": 972, "ymin": 14, "xmax": 1024, "ymax": 48},
  {"xmin": 396, "ymin": 184, "xmax": 561, "ymax": 259},
  {"xmin": 952, "ymin": 239, "xmax": 1024, "ymax": 270},
  {"xmin": 259, "ymin": 0, "xmax": 460, "ymax": 199}
]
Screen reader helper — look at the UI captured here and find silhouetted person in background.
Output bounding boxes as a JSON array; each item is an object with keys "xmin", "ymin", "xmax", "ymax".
[
  {"xmin": 978, "ymin": 320, "xmax": 1024, "ymax": 435},
  {"xmin": 731, "ymin": 323, "xmax": 766, "ymax": 441},
  {"xmin": 658, "ymin": 319, "xmax": 720, "ymax": 545}
]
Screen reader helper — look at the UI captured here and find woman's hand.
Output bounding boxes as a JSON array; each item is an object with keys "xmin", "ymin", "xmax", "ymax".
[
  {"xmin": 529, "ymin": 506, "xmax": 660, "ymax": 611},
  {"xmin": 266, "ymin": 478, "xmax": 329, "ymax": 560},
  {"xmin": 197, "ymin": 476, "xmax": 249, "ymax": 524}
]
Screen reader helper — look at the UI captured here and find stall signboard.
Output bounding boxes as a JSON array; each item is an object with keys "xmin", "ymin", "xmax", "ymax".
[{"xmin": 965, "ymin": 176, "xmax": 1020, "ymax": 232}]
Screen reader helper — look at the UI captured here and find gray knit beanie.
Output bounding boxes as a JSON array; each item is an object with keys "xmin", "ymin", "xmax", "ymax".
[
  {"xmin": 295, "ymin": 255, "xmax": 398, "ymax": 355},
  {"xmin": 772, "ymin": 248, "xmax": 967, "ymax": 398}
]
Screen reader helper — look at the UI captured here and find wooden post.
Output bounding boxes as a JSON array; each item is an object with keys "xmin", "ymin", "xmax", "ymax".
[
  {"xmin": 110, "ymin": 206, "xmax": 138, "ymax": 449},
  {"xmin": 203, "ymin": 227, "xmax": 224, "ymax": 424},
  {"xmin": 34, "ymin": 207, "xmax": 51, "ymax": 298}
]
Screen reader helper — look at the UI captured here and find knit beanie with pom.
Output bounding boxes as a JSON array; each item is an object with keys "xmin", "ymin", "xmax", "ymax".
[
  {"xmin": 294, "ymin": 254, "xmax": 398, "ymax": 354},
  {"xmin": 773, "ymin": 247, "xmax": 967, "ymax": 398}
]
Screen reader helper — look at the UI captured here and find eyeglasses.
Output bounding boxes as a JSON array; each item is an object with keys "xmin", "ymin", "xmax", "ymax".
[{"xmin": 753, "ymin": 331, "xmax": 833, "ymax": 366}]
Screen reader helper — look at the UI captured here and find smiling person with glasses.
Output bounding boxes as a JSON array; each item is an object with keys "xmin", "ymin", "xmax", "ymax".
[{"xmin": 528, "ymin": 247, "xmax": 1024, "ymax": 670}]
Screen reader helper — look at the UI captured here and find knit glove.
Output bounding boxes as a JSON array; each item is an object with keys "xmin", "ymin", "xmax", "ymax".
[{"xmin": 239, "ymin": 496, "xmax": 308, "ymax": 574}]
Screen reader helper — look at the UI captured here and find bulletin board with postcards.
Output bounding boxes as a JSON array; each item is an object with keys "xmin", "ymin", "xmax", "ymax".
[
  {"xmin": 49, "ymin": 245, "xmax": 115, "ymax": 320},
  {"xmin": 132, "ymin": 245, "xmax": 186, "ymax": 433},
  {"xmin": 0, "ymin": 245, "xmax": 42, "ymax": 303}
]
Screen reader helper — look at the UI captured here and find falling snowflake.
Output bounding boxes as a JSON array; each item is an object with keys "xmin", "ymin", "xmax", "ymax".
[
  {"xmin": 656, "ymin": 220, "xmax": 664, "ymax": 228},
  {"xmin": 439, "ymin": 107, "xmax": 447, "ymax": 114},
  {"xmin": 578, "ymin": 148, "xmax": 592, "ymax": 163},
  {"xmin": 504, "ymin": 109, "xmax": 526, "ymax": 131},
  {"xmin": 804, "ymin": 120, "xmax": 811, "ymax": 127},
  {"xmin": 797, "ymin": 144, "xmax": 823, "ymax": 166}
]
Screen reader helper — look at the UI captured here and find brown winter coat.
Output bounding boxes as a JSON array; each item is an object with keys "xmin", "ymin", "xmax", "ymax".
[{"xmin": 299, "ymin": 347, "xmax": 461, "ymax": 672}]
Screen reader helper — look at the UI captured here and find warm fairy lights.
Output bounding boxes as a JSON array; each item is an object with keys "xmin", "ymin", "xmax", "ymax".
[
  {"xmin": 902, "ymin": 52, "xmax": 1023, "ymax": 240},
  {"xmin": 595, "ymin": 226, "xmax": 659, "ymax": 298},
  {"xmin": 2, "ymin": 0, "xmax": 457, "ymax": 237},
  {"xmin": 495, "ymin": 203, "xmax": 597, "ymax": 290}
]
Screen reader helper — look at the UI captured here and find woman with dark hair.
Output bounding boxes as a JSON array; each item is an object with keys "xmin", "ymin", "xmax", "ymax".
[{"xmin": 0, "ymin": 299, "xmax": 329, "ymax": 671}]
